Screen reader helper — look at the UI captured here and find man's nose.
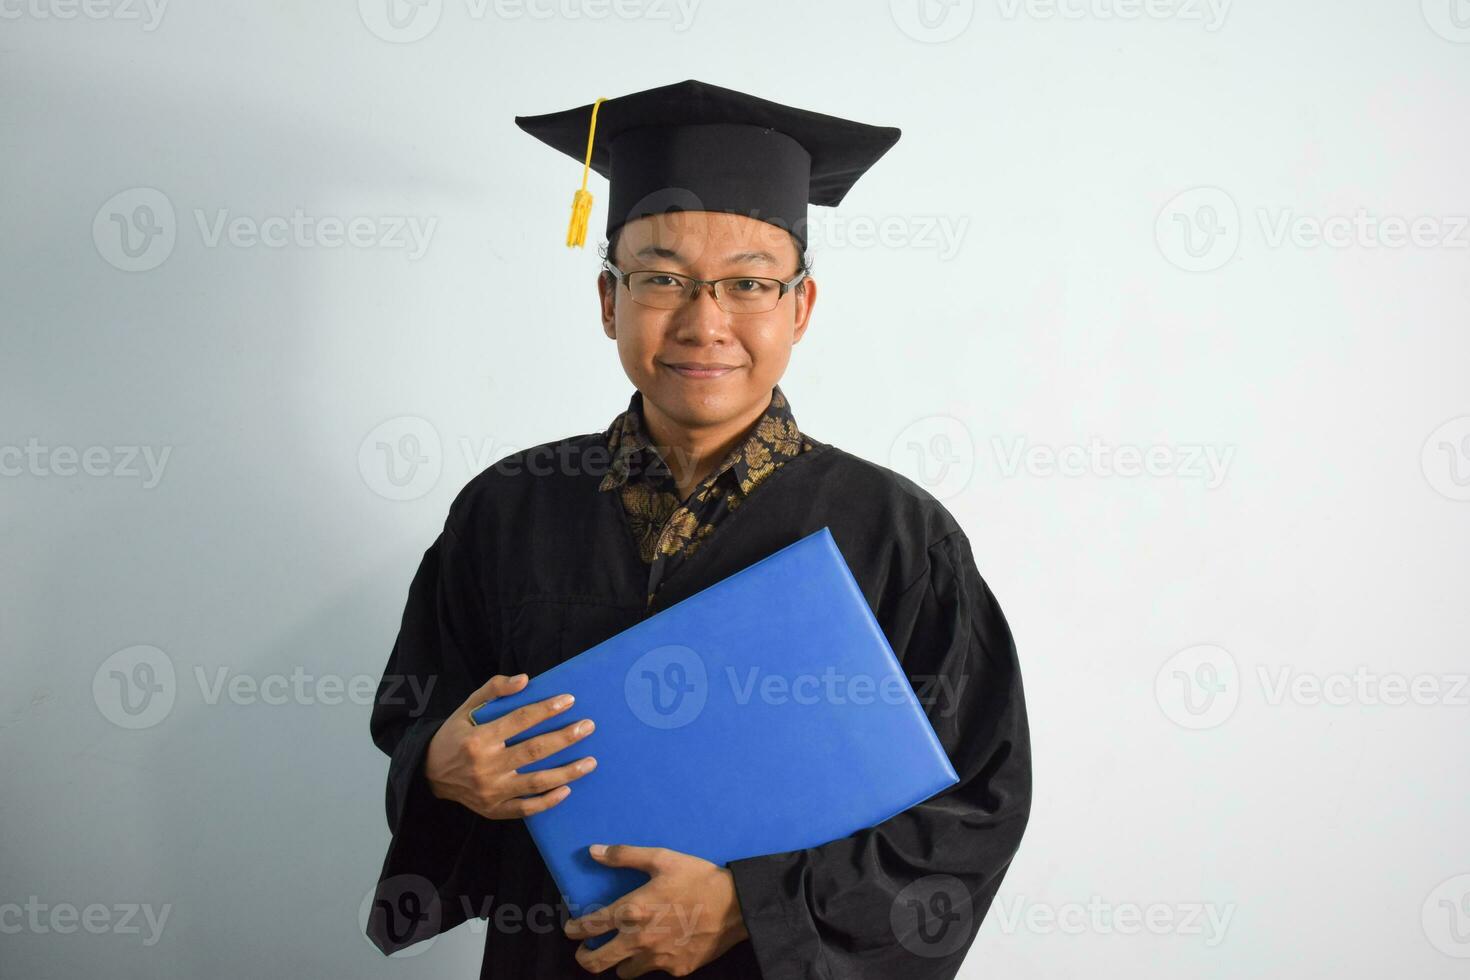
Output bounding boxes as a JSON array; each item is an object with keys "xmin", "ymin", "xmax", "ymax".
[{"xmin": 673, "ymin": 281, "xmax": 732, "ymax": 340}]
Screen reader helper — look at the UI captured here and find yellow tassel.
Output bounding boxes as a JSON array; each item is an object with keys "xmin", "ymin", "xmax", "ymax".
[
  {"xmin": 566, "ymin": 96, "xmax": 606, "ymax": 248},
  {"xmin": 566, "ymin": 187, "xmax": 593, "ymax": 248}
]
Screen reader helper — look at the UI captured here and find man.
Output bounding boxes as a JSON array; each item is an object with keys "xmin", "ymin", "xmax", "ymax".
[{"xmin": 366, "ymin": 79, "xmax": 1032, "ymax": 979}]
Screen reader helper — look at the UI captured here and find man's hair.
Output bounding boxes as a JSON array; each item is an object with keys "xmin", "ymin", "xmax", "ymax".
[{"xmin": 598, "ymin": 221, "xmax": 812, "ymax": 284}]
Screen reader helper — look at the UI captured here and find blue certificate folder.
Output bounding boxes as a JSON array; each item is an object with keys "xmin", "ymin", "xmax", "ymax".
[{"xmin": 470, "ymin": 526, "xmax": 959, "ymax": 946}]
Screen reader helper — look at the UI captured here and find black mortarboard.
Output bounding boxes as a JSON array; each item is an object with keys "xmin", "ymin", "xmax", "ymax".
[{"xmin": 515, "ymin": 79, "xmax": 901, "ymax": 251}]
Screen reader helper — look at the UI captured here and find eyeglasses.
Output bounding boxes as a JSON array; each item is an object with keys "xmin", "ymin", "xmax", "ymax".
[{"xmin": 602, "ymin": 260, "xmax": 808, "ymax": 314}]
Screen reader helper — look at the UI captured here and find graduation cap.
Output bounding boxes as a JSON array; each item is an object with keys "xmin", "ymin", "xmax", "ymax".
[{"xmin": 515, "ymin": 79, "xmax": 901, "ymax": 251}]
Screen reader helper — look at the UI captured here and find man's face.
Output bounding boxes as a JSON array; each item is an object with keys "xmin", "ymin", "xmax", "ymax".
[{"xmin": 598, "ymin": 210, "xmax": 817, "ymax": 436}]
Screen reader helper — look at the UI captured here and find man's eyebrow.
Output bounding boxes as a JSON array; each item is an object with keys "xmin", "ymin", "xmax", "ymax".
[
  {"xmin": 723, "ymin": 250, "xmax": 778, "ymax": 267},
  {"xmin": 634, "ymin": 245, "xmax": 683, "ymax": 261},
  {"xmin": 632, "ymin": 245, "xmax": 780, "ymax": 267}
]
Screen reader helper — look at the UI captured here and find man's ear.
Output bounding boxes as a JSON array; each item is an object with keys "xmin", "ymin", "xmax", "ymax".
[
  {"xmin": 598, "ymin": 270, "xmax": 616, "ymax": 337},
  {"xmin": 791, "ymin": 275, "xmax": 817, "ymax": 345}
]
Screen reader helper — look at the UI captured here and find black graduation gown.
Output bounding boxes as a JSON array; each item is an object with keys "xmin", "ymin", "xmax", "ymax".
[{"xmin": 366, "ymin": 434, "xmax": 1032, "ymax": 980}]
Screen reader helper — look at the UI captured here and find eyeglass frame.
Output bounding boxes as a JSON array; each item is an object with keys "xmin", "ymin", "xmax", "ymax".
[{"xmin": 600, "ymin": 260, "xmax": 809, "ymax": 314}]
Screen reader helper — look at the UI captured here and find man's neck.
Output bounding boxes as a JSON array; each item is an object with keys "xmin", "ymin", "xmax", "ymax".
[{"xmin": 641, "ymin": 390, "xmax": 772, "ymax": 501}]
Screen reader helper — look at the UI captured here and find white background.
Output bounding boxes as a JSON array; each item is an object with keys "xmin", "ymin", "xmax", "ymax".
[{"xmin": 3, "ymin": 1, "xmax": 1468, "ymax": 977}]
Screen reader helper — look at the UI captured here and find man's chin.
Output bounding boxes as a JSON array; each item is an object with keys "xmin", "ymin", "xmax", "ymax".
[{"xmin": 643, "ymin": 388, "xmax": 758, "ymax": 432}]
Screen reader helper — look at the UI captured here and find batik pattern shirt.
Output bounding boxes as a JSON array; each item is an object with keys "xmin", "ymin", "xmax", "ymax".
[{"xmin": 598, "ymin": 383, "xmax": 814, "ymax": 607}]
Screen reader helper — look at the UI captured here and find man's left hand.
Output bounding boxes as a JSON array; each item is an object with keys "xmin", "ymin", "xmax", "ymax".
[{"xmin": 564, "ymin": 844, "xmax": 750, "ymax": 978}]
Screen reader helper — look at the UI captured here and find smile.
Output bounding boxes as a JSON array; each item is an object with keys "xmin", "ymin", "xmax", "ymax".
[{"xmin": 661, "ymin": 362, "xmax": 739, "ymax": 380}]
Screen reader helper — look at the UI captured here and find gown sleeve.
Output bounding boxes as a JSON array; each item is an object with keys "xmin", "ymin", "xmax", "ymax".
[
  {"xmin": 726, "ymin": 528, "xmax": 1032, "ymax": 980},
  {"xmin": 365, "ymin": 517, "xmax": 505, "ymax": 955}
]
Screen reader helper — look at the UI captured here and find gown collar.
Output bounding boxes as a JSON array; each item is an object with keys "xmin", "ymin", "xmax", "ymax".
[{"xmin": 599, "ymin": 383, "xmax": 804, "ymax": 497}]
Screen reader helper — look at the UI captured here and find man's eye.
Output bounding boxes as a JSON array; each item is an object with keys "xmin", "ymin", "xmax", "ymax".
[
  {"xmin": 645, "ymin": 275, "xmax": 683, "ymax": 288},
  {"xmin": 728, "ymin": 279, "xmax": 771, "ymax": 293}
]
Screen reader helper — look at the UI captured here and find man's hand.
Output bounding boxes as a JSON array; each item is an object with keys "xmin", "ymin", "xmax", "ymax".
[
  {"xmin": 564, "ymin": 845, "xmax": 750, "ymax": 978},
  {"xmin": 424, "ymin": 673, "xmax": 598, "ymax": 819}
]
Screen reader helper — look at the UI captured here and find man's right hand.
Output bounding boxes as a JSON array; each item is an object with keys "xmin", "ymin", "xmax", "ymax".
[{"xmin": 424, "ymin": 673, "xmax": 597, "ymax": 820}]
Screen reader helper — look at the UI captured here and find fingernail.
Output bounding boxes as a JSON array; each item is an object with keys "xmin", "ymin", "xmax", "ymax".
[
  {"xmin": 553, "ymin": 694, "xmax": 574, "ymax": 709},
  {"xmin": 575, "ymin": 720, "xmax": 593, "ymax": 736},
  {"xmin": 589, "ymin": 844, "xmax": 607, "ymax": 857},
  {"xmin": 512, "ymin": 673, "xmax": 528, "ymax": 682},
  {"xmin": 579, "ymin": 757, "xmax": 597, "ymax": 772}
]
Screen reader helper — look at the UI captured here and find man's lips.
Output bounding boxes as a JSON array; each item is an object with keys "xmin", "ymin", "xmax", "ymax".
[{"xmin": 660, "ymin": 362, "xmax": 741, "ymax": 379}]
